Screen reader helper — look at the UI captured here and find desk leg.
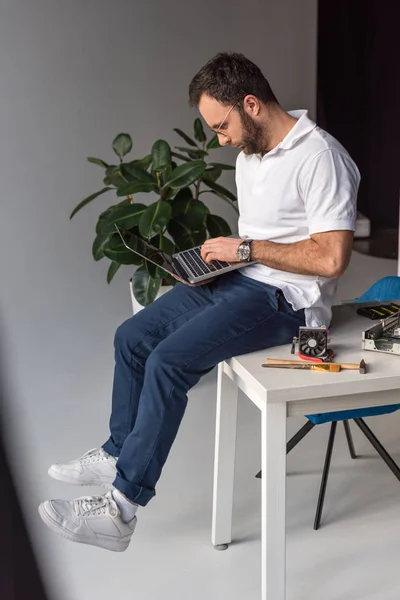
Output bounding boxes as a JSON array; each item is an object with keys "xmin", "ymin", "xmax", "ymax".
[
  {"xmin": 261, "ymin": 402, "xmax": 287, "ymax": 600},
  {"xmin": 212, "ymin": 362, "xmax": 238, "ymax": 550}
]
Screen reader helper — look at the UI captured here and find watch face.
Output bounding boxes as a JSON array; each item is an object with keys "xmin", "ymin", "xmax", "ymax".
[{"xmin": 238, "ymin": 243, "xmax": 250, "ymax": 261}]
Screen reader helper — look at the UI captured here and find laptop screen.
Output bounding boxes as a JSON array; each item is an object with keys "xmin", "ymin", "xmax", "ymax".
[{"xmin": 114, "ymin": 226, "xmax": 174, "ymax": 273}]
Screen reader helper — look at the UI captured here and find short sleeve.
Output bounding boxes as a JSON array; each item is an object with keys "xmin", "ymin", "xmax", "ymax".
[{"xmin": 300, "ymin": 149, "xmax": 360, "ymax": 235}]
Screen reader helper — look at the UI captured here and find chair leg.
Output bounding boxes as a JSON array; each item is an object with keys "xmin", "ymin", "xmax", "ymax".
[
  {"xmin": 343, "ymin": 420, "xmax": 357, "ymax": 459},
  {"xmin": 314, "ymin": 421, "xmax": 337, "ymax": 530},
  {"xmin": 353, "ymin": 418, "xmax": 400, "ymax": 481},
  {"xmin": 255, "ymin": 420, "xmax": 315, "ymax": 478},
  {"xmin": 287, "ymin": 420, "xmax": 316, "ymax": 454}
]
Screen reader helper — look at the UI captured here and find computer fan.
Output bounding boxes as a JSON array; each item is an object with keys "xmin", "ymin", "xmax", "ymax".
[{"xmin": 291, "ymin": 326, "xmax": 334, "ymax": 361}]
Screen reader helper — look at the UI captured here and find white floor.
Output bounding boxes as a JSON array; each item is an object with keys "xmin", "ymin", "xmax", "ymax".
[{"xmin": 8, "ymin": 251, "xmax": 400, "ymax": 600}]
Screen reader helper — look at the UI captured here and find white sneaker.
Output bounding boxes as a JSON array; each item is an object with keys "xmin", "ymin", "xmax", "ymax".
[
  {"xmin": 48, "ymin": 448, "xmax": 117, "ymax": 488},
  {"xmin": 38, "ymin": 491, "xmax": 137, "ymax": 552}
]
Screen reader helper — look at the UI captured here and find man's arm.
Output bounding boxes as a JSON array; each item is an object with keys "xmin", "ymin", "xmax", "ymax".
[
  {"xmin": 250, "ymin": 230, "xmax": 354, "ymax": 279},
  {"xmin": 200, "ymin": 230, "xmax": 354, "ymax": 278}
]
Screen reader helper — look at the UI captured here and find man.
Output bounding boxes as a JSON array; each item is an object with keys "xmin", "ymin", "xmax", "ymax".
[{"xmin": 38, "ymin": 53, "xmax": 360, "ymax": 551}]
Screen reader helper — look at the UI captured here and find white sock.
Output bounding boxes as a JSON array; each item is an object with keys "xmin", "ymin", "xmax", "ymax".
[{"xmin": 112, "ymin": 489, "xmax": 138, "ymax": 522}]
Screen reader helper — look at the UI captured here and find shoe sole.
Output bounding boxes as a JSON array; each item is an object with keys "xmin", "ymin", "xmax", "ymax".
[
  {"xmin": 48, "ymin": 466, "xmax": 115, "ymax": 489},
  {"xmin": 38, "ymin": 503, "xmax": 135, "ymax": 552}
]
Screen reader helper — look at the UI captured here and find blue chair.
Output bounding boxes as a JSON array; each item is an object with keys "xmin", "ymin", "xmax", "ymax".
[{"xmin": 256, "ymin": 277, "xmax": 400, "ymax": 529}]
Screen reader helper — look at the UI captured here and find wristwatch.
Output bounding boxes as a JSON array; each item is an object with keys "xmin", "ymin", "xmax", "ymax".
[{"xmin": 237, "ymin": 238, "xmax": 253, "ymax": 262}]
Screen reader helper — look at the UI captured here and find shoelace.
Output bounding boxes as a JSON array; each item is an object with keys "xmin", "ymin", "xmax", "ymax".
[
  {"xmin": 73, "ymin": 493, "xmax": 118, "ymax": 517},
  {"xmin": 78, "ymin": 448, "xmax": 108, "ymax": 465}
]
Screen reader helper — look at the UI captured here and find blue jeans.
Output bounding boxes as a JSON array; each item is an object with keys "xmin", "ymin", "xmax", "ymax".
[{"xmin": 102, "ymin": 270, "xmax": 306, "ymax": 506}]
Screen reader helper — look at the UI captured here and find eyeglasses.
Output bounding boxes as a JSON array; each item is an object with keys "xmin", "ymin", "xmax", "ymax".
[{"xmin": 211, "ymin": 100, "xmax": 241, "ymax": 138}]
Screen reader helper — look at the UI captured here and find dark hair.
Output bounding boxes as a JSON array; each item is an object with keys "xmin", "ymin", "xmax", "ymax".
[{"xmin": 189, "ymin": 52, "xmax": 278, "ymax": 109}]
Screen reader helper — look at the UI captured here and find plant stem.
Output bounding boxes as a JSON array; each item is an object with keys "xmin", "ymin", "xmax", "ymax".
[{"xmin": 194, "ymin": 178, "xmax": 201, "ymax": 200}]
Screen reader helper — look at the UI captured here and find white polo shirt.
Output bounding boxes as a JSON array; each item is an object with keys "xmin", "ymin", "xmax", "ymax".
[{"xmin": 236, "ymin": 109, "xmax": 360, "ymax": 327}]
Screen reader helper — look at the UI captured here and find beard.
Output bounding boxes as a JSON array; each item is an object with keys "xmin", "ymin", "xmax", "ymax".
[{"xmin": 239, "ymin": 111, "xmax": 268, "ymax": 155}]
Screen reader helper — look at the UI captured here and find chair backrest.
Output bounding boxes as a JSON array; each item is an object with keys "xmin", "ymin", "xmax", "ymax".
[{"xmin": 358, "ymin": 276, "xmax": 400, "ymax": 303}]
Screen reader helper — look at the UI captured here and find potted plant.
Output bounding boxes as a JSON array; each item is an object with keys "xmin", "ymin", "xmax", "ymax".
[{"xmin": 70, "ymin": 119, "xmax": 239, "ymax": 309}]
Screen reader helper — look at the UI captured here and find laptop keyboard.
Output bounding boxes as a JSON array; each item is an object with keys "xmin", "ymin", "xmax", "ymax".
[{"xmin": 178, "ymin": 246, "xmax": 230, "ymax": 277}]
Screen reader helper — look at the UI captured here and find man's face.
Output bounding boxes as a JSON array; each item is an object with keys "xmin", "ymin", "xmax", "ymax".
[{"xmin": 198, "ymin": 94, "xmax": 266, "ymax": 155}]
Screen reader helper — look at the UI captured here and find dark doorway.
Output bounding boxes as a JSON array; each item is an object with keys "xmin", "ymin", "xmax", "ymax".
[{"xmin": 317, "ymin": 0, "xmax": 400, "ymax": 259}]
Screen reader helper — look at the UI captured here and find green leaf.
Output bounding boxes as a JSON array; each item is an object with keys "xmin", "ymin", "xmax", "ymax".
[
  {"xmin": 194, "ymin": 118, "xmax": 206, "ymax": 143},
  {"xmin": 167, "ymin": 221, "xmax": 207, "ymax": 251},
  {"xmin": 208, "ymin": 162, "xmax": 235, "ymax": 170},
  {"xmin": 163, "ymin": 160, "xmax": 206, "ymax": 190},
  {"xmin": 171, "ymin": 198, "xmax": 208, "ymax": 230},
  {"xmin": 150, "ymin": 232, "xmax": 175, "ymax": 255},
  {"xmin": 133, "ymin": 154, "xmax": 152, "ymax": 171},
  {"xmin": 107, "ymin": 261, "xmax": 121, "ymax": 284},
  {"xmin": 145, "ymin": 233, "xmax": 175, "ymax": 279},
  {"xmin": 96, "ymin": 209, "xmax": 113, "ymax": 234},
  {"xmin": 116, "ymin": 181, "xmax": 157, "ymax": 197},
  {"xmin": 203, "ymin": 179, "xmax": 237, "ymax": 202},
  {"xmin": 103, "ymin": 233, "xmax": 143, "ymax": 265},
  {"xmin": 103, "ymin": 165, "xmax": 126, "ymax": 187},
  {"xmin": 96, "ymin": 199, "xmax": 131, "ymax": 234},
  {"xmin": 175, "ymin": 146, "xmax": 207, "ymax": 159},
  {"xmin": 207, "ymin": 135, "xmax": 220, "ymax": 149},
  {"xmin": 153, "ymin": 164, "xmax": 172, "ymax": 189},
  {"xmin": 70, "ymin": 187, "xmax": 113, "ymax": 219},
  {"xmin": 112, "ymin": 133, "xmax": 132, "ymax": 159},
  {"xmin": 163, "ymin": 187, "xmax": 176, "ymax": 201},
  {"xmin": 120, "ymin": 162, "xmax": 157, "ymax": 184},
  {"xmin": 101, "ymin": 203, "xmax": 148, "ymax": 234},
  {"xmin": 92, "ymin": 233, "xmax": 110, "ymax": 261},
  {"xmin": 206, "ymin": 214, "xmax": 232, "ymax": 238},
  {"xmin": 138, "ymin": 200, "xmax": 172, "ymax": 239},
  {"xmin": 173, "ymin": 187, "xmax": 193, "ymax": 202},
  {"xmin": 145, "ymin": 260, "xmax": 160, "ymax": 279},
  {"xmin": 171, "ymin": 151, "xmax": 190, "ymax": 163},
  {"xmin": 132, "ymin": 266, "xmax": 161, "ymax": 307},
  {"xmin": 87, "ymin": 157, "xmax": 109, "ymax": 168},
  {"xmin": 152, "ymin": 140, "xmax": 172, "ymax": 171},
  {"xmin": 173, "ymin": 128, "xmax": 198, "ymax": 147},
  {"xmin": 203, "ymin": 167, "xmax": 222, "ymax": 183}
]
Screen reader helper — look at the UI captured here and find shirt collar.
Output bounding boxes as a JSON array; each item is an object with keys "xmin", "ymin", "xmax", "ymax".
[
  {"xmin": 242, "ymin": 109, "xmax": 317, "ymax": 161},
  {"xmin": 278, "ymin": 109, "xmax": 317, "ymax": 150}
]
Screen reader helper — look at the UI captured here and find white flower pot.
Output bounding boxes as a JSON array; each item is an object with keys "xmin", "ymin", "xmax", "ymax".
[{"xmin": 130, "ymin": 278, "xmax": 173, "ymax": 314}]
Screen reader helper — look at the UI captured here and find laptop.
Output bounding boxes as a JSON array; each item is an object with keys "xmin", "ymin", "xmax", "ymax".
[{"xmin": 114, "ymin": 224, "xmax": 257, "ymax": 284}]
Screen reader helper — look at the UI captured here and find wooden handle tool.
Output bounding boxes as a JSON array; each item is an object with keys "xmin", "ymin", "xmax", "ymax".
[
  {"xmin": 262, "ymin": 362, "xmax": 341, "ymax": 372},
  {"xmin": 263, "ymin": 358, "xmax": 367, "ymax": 374}
]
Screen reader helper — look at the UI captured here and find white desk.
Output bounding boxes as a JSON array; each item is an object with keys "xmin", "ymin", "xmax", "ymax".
[{"xmin": 211, "ymin": 304, "xmax": 400, "ymax": 600}]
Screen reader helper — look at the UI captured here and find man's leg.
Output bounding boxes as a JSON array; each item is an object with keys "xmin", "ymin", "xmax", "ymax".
[
  {"xmin": 102, "ymin": 280, "xmax": 216, "ymax": 457},
  {"xmin": 113, "ymin": 271, "xmax": 306, "ymax": 506},
  {"xmin": 47, "ymin": 280, "xmax": 216, "ymax": 488},
  {"xmin": 39, "ymin": 272, "xmax": 305, "ymax": 550},
  {"xmin": 39, "ymin": 279, "xmax": 218, "ymax": 549}
]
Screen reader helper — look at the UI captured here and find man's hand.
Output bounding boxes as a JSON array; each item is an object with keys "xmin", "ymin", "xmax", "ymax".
[{"xmin": 200, "ymin": 237, "xmax": 243, "ymax": 264}]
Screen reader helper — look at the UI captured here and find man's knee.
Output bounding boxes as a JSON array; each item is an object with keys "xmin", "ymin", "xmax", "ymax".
[
  {"xmin": 114, "ymin": 315, "xmax": 140, "ymax": 350},
  {"xmin": 145, "ymin": 345, "xmax": 185, "ymax": 377}
]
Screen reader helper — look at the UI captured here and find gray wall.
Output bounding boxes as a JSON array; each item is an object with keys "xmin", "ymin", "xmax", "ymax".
[{"xmin": 0, "ymin": 0, "xmax": 317, "ymax": 570}]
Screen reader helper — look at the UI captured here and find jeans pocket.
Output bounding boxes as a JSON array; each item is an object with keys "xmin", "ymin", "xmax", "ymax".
[{"xmin": 272, "ymin": 287, "xmax": 282, "ymax": 311}]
